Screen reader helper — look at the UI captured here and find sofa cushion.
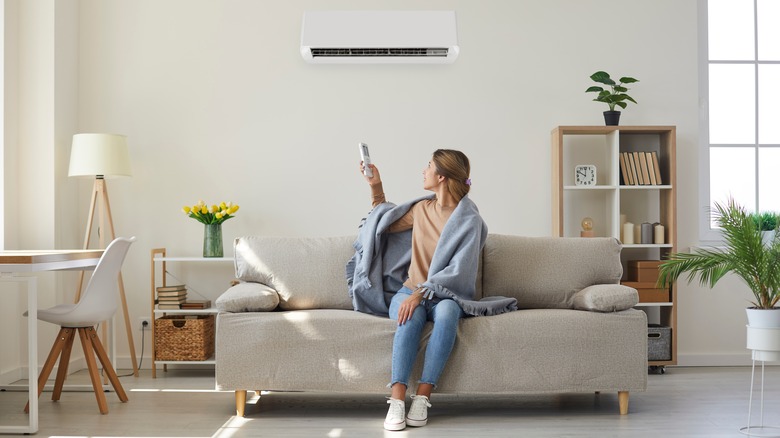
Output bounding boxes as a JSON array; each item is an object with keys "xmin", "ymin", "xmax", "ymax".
[
  {"xmin": 572, "ymin": 284, "xmax": 638, "ymax": 312},
  {"xmin": 216, "ymin": 282, "xmax": 280, "ymax": 312},
  {"xmin": 234, "ymin": 236, "xmax": 355, "ymax": 310},
  {"xmin": 481, "ymin": 235, "xmax": 623, "ymax": 309}
]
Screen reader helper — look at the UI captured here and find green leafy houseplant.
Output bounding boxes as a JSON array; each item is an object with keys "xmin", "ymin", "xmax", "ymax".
[
  {"xmin": 585, "ymin": 71, "xmax": 639, "ymax": 111},
  {"xmin": 750, "ymin": 211, "xmax": 779, "ymax": 231},
  {"xmin": 657, "ymin": 198, "xmax": 780, "ymax": 309}
]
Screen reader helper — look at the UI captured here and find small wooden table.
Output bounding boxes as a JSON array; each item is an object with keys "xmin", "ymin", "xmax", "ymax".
[{"xmin": 0, "ymin": 250, "xmax": 103, "ymax": 435}]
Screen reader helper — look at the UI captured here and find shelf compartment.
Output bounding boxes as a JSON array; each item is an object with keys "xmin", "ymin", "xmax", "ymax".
[{"xmin": 561, "ymin": 189, "xmax": 617, "ymax": 238}]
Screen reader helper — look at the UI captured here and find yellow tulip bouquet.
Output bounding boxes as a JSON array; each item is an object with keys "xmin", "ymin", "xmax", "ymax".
[{"xmin": 182, "ymin": 200, "xmax": 239, "ymax": 224}]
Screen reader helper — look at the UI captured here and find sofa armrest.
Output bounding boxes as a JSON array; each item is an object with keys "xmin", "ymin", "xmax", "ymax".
[
  {"xmin": 216, "ymin": 281, "xmax": 280, "ymax": 312},
  {"xmin": 572, "ymin": 284, "xmax": 638, "ymax": 312}
]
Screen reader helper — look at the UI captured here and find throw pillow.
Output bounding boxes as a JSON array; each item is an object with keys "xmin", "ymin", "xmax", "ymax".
[
  {"xmin": 572, "ymin": 284, "xmax": 638, "ymax": 312},
  {"xmin": 215, "ymin": 282, "xmax": 279, "ymax": 312}
]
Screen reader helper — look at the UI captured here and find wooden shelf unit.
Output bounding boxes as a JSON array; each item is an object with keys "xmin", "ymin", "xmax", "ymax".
[
  {"xmin": 551, "ymin": 125, "xmax": 677, "ymax": 367},
  {"xmin": 149, "ymin": 248, "xmax": 234, "ymax": 377}
]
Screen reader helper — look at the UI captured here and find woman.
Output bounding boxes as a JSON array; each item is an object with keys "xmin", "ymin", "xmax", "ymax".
[{"xmin": 356, "ymin": 149, "xmax": 506, "ymax": 431}]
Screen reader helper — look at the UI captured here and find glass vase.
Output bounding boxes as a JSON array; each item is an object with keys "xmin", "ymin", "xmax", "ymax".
[{"xmin": 203, "ymin": 223, "xmax": 223, "ymax": 258}]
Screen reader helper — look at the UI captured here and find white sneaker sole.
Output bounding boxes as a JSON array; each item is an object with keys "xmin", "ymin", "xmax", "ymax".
[
  {"xmin": 384, "ymin": 420, "xmax": 406, "ymax": 431},
  {"xmin": 406, "ymin": 417, "xmax": 427, "ymax": 427}
]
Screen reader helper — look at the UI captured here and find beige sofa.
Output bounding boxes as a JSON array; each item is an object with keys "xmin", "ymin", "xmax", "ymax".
[{"xmin": 215, "ymin": 235, "xmax": 647, "ymax": 417}]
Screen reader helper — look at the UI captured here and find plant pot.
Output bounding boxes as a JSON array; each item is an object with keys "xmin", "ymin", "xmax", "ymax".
[
  {"xmin": 746, "ymin": 307, "xmax": 780, "ymax": 328},
  {"xmin": 603, "ymin": 111, "xmax": 621, "ymax": 126},
  {"xmin": 746, "ymin": 326, "xmax": 780, "ymax": 361},
  {"xmin": 762, "ymin": 230, "xmax": 776, "ymax": 247},
  {"xmin": 746, "ymin": 308, "xmax": 780, "ymax": 361}
]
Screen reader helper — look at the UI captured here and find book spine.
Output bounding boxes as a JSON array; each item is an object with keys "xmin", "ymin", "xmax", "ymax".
[
  {"xmin": 628, "ymin": 152, "xmax": 640, "ymax": 185},
  {"xmin": 646, "ymin": 152, "xmax": 658, "ymax": 185},
  {"xmin": 638, "ymin": 152, "xmax": 650, "ymax": 185},
  {"xmin": 619, "ymin": 152, "xmax": 629, "ymax": 185},
  {"xmin": 651, "ymin": 151, "xmax": 663, "ymax": 184}
]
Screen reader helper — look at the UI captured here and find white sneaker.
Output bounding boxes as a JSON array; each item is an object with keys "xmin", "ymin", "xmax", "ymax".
[
  {"xmin": 406, "ymin": 395, "xmax": 431, "ymax": 427},
  {"xmin": 384, "ymin": 398, "xmax": 406, "ymax": 431}
]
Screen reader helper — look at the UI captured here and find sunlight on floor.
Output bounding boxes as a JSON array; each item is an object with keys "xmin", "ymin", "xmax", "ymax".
[
  {"xmin": 130, "ymin": 388, "xmax": 231, "ymax": 393},
  {"xmin": 212, "ymin": 415, "xmax": 254, "ymax": 438}
]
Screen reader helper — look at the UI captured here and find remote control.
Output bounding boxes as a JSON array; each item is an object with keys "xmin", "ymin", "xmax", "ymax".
[{"xmin": 359, "ymin": 143, "xmax": 373, "ymax": 177}]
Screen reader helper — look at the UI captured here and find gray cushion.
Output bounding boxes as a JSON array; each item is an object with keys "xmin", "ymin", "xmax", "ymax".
[
  {"xmin": 234, "ymin": 236, "xmax": 355, "ymax": 310},
  {"xmin": 481, "ymin": 235, "xmax": 623, "ymax": 309},
  {"xmin": 573, "ymin": 284, "xmax": 638, "ymax": 312},
  {"xmin": 216, "ymin": 282, "xmax": 279, "ymax": 312}
]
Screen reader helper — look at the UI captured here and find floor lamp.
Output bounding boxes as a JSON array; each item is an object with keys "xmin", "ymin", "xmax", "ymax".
[{"xmin": 68, "ymin": 133, "xmax": 139, "ymax": 377}]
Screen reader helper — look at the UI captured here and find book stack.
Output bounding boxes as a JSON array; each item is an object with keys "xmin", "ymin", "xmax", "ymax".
[
  {"xmin": 157, "ymin": 285, "xmax": 187, "ymax": 310},
  {"xmin": 181, "ymin": 300, "xmax": 211, "ymax": 310},
  {"xmin": 619, "ymin": 151, "xmax": 663, "ymax": 186}
]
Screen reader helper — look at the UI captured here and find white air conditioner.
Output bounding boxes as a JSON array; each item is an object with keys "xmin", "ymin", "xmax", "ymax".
[{"xmin": 300, "ymin": 11, "xmax": 459, "ymax": 64}]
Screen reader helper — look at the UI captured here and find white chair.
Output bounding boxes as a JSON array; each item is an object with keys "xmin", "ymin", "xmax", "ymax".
[{"xmin": 24, "ymin": 236, "xmax": 136, "ymax": 415}]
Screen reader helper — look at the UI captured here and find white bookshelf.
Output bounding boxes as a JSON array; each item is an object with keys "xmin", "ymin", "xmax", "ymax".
[
  {"xmin": 150, "ymin": 249, "xmax": 234, "ymax": 377},
  {"xmin": 552, "ymin": 126, "xmax": 677, "ymax": 367}
]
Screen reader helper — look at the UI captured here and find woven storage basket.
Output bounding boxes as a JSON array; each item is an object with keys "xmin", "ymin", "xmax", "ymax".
[{"xmin": 155, "ymin": 315, "xmax": 215, "ymax": 361}]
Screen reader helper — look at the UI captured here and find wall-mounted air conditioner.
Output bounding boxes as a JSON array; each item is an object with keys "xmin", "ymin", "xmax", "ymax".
[{"xmin": 300, "ymin": 11, "xmax": 459, "ymax": 64}]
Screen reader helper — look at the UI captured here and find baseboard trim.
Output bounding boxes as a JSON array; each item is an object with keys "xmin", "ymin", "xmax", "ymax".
[
  {"xmin": 675, "ymin": 353, "xmax": 774, "ymax": 367},
  {"xmin": 0, "ymin": 367, "xmax": 22, "ymax": 386},
  {"xmin": 1, "ymin": 357, "xmax": 88, "ymax": 385}
]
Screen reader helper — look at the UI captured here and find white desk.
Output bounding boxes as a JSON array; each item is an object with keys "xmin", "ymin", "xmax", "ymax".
[{"xmin": 0, "ymin": 250, "xmax": 103, "ymax": 435}]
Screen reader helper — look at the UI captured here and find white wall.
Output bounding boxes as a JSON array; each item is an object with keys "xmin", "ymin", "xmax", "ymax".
[
  {"xmin": 8, "ymin": 0, "xmax": 756, "ymax": 371},
  {"xmin": 1, "ymin": 0, "xmax": 84, "ymax": 381}
]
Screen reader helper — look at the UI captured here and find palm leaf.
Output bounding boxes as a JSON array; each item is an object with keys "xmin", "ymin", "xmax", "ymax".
[{"xmin": 658, "ymin": 198, "xmax": 780, "ymax": 308}]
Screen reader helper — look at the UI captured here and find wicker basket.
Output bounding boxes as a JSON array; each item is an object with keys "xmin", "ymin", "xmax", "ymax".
[{"xmin": 155, "ymin": 315, "xmax": 215, "ymax": 361}]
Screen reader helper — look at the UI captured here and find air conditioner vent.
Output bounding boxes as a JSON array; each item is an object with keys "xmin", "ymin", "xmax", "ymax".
[
  {"xmin": 301, "ymin": 11, "xmax": 459, "ymax": 64},
  {"xmin": 310, "ymin": 48, "xmax": 448, "ymax": 58}
]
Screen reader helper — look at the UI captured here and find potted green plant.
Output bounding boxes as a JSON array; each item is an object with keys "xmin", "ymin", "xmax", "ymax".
[
  {"xmin": 585, "ymin": 71, "xmax": 639, "ymax": 126},
  {"xmin": 657, "ymin": 199, "xmax": 780, "ymax": 330},
  {"xmin": 750, "ymin": 211, "xmax": 779, "ymax": 246}
]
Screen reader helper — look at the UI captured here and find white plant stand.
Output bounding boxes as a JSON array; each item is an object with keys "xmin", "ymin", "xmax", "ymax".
[{"xmin": 741, "ymin": 326, "xmax": 780, "ymax": 437}]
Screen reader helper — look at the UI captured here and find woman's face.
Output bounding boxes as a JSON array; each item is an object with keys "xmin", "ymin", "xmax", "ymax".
[{"xmin": 423, "ymin": 160, "xmax": 441, "ymax": 191}]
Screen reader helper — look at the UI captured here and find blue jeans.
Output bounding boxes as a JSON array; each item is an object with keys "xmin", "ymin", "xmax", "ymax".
[{"xmin": 388, "ymin": 286, "xmax": 465, "ymax": 389}]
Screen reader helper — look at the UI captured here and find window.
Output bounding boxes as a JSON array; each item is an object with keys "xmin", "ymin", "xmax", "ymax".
[{"xmin": 700, "ymin": 0, "xmax": 780, "ymax": 239}]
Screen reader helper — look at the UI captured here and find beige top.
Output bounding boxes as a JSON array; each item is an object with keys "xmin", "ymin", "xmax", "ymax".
[{"xmin": 371, "ymin": 183, "xmax": 454, "ymax": 292}]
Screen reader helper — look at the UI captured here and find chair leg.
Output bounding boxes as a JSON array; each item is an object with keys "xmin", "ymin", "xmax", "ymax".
[
  {"xmin": 85, "ymin": 327, "xmax": 128, "ymax": 402},
  {"xmin": 78, "ymin": 328, "xmax": 109, "ymax": 414},
  {"xmin": 52, "ymin": 328, "xmax": 76, "ymax": 401},
  {"xmin": 24, "ymin": 327, "xmax": 71, "ymax": 413}
]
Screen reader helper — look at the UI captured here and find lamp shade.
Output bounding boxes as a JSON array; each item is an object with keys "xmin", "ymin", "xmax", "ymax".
[{"xmin": 68, "ymin": 133, "xmax": 132, "ymax": 177}]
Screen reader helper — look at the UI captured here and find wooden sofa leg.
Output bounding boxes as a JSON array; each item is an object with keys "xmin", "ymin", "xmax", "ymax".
[
  {"xmin": 618, "ymin": 391, "xmax": 629, "ymax": 415},
  {"xmin": 236, "ymin": 390, "xmax": 247, "ymax": 417}
]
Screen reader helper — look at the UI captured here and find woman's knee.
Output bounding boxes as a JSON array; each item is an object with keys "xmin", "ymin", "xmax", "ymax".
[{"xmin": 433, "ymin": 299, "xmax": 464, "ymax": 322}]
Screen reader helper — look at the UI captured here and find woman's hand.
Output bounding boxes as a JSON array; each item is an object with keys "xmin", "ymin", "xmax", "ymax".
[
  {"xmin": 397, "ymin": 293, "xmax": 423, "ymax": 325},
  {"xmin": 360, "ymin": 161, "xmax": 382, "ymax": 186}
]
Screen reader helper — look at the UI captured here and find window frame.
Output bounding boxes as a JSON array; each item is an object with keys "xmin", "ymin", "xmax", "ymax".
[{"xmin": 698, "ymin": 0, "xmax": 780, "ymax": 242}]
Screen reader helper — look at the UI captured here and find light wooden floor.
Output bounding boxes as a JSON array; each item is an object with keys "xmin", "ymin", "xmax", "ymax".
[{"xmin": 1, "ymin": 366, "xmax": 779, "ymax": 437}]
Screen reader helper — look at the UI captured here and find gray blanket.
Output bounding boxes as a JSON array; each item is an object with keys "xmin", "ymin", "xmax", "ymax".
[{"xmin": 346, "ymin": 195, "xmax": 517, "ymax": 317}]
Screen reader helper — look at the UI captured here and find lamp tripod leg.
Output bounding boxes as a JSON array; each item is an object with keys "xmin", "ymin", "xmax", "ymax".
[{"xmin": 75, "ymin": 178, "xmax": 139, "ymax": 378}]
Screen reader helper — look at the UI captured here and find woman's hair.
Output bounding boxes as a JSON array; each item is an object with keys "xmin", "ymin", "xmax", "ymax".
[{"xmin": 432, "ymin": 149, "xmax": 471, "ymax": 201}]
